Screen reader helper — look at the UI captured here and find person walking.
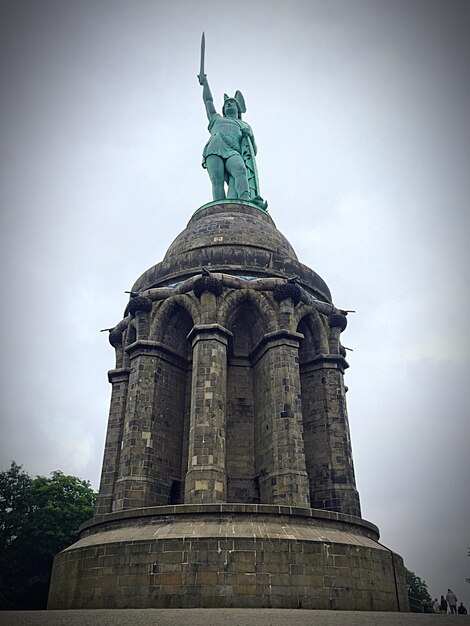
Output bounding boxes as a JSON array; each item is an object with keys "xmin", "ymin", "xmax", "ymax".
[
  {"xmin": 458, "ymin": 602, "xmax": 468, "ymax": 615},
  {"xmin": 440, "ymin": 595, "xmax": 448, "ymax": 614},
  {"xmin": 446, "ymin": 589, "xmax": 458, "ymax": 615},
  {"xmin": 433, "ymin": 598, "xmax": 440, "ymax": 613}
]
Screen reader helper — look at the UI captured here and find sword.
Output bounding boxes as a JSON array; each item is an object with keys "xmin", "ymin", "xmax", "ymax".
[{"xmin": 197, "ymin": 32, "xmax": 206, "ymax": 85}]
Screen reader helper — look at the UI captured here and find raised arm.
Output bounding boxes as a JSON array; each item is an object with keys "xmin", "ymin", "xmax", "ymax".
[{"xmin": 199, "ymin": 75, "xmax": 217, "ymax": 120}]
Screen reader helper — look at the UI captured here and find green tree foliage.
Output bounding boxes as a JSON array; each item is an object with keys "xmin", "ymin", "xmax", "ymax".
[
  {"xmin": 406, "ymin": 567, "xmax": 432, "ymax": 612},
  {"xmin": 0, "ymin": 461, "xmax": 95, "ymax": 609}
]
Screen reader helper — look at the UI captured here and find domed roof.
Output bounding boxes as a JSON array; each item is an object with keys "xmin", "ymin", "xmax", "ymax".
[
  {"xmin": 164, "ymin": 202, "xmax": 297, "ymax": 263},
  {"xmin": 131, "ymin": 201, "xmax": 331, "ymax": 302}
]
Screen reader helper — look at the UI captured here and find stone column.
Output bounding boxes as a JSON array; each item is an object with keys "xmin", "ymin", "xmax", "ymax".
[
  {"xmin": 185, "ymin": 324, "xmax": 231, "ymax": 504},
  {"xmin": 113, "ymin": 340, "xmax": 161, "ymax": 510},
  {"xmin": 300, "ymin": 354, "xmax": 361, "ymax": 517},
  {"xmin": 95, "ymin": 367, "xmax": 130, "ymax": 515},
  {"xmin": 253, "ymin": 329, "xmax": 310, "ymax": 506}
]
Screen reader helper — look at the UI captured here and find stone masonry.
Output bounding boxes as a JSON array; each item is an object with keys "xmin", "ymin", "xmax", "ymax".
[{"xmin": 48, "ymin": 201, "xmax": 408, "ymax": 611}]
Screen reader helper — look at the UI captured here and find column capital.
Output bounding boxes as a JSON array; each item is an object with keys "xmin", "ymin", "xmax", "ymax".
[
  {"xmin": 251, "ymin": 329, "xmax": 303, "ymax": 364},
  {"xmin": 107, "ymin": 368, "xmax": 131, "ymax": 383},
  {"xmin": 125, "ymin": 340, "xmax": 187, "ymax": 368},
  {"xmin": 187, "ymin": 323, "xmax": 232, "ymax": 347},
  {"xmin": 299, "ymin": 353, "xmax": 349, "ymax": 373}
]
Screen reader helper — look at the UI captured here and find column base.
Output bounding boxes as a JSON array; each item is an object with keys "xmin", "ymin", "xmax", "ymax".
[{"xmin": 184, "ymin": 467, "xmax": 227, "ymax": 503}]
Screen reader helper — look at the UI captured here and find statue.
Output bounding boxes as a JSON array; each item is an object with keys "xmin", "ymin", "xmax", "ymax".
[{"xmin": 198, "ymin": 33, "xmax": 267, "ymax": 210}]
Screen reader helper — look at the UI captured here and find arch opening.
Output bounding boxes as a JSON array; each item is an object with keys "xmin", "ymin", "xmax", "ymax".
[
  {"xmin": 226, "ymin": 300, "xmax": 266, "ymax": 503},
  {"xmin": 153, "ymin": 305, "xmax": 193, "ymax": 504}
]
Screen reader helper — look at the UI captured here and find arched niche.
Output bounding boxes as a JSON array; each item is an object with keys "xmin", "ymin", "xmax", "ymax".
[
  {"xmin": 152, "ymin": 302, "xmax": 194, "ymax": 504},
  {"xmin": 225, "ymin": 298, "xmax": 267, "ymax": 503}
]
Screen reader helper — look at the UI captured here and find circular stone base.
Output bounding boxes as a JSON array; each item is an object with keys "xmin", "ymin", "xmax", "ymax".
[{"xmin": 47, "ymin": 504, "xmax": 408, "ymax": 611}]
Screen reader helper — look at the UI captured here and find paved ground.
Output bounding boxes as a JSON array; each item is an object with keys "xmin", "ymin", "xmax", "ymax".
[{"xmin": 0, "ymin": 610, "xmax": 467, "ymax": 626}]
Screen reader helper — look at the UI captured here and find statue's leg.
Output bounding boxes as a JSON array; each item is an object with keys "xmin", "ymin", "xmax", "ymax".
[
  {"xmin": 227, "ymin": 175, "xmax": 236, "ymax": 199},
  {"xmin": 205, "ymin": 155, "xmax": 226, "ymax": 200},
  {"xmin": 226, "ymin": 155, "xmax": 250, "ymax": 200}
]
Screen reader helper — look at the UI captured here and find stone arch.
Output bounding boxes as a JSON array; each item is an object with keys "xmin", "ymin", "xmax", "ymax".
[
  {"xmin": 150, "ymin": 294, "xmax": 199, "ymax": 350},
  {"xmin": 123, "ymin": 320, "xmax": 137, "ymax": 348},
  {"xmin": 219, "ymin": 288, "xmax": 277, "ymax": 336},
  {"xmin": 296, "ymin": 308, "xmax": 336, "ymax": 511},
  {"xmin": 221, "ymin": 290, "xmax": 275, "ymax": 505},
  {"xmin": 142, "ymin": 295, "xmax": 196, "ymax": 506},
  {"xmin": 295, "ymin": 306, "xmax": 329, "ymax": 357}
]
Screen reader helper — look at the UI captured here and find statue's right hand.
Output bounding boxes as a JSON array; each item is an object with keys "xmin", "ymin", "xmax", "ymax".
[{"xmin": 198, "ymin": 74, "xmax": 207, "ymax": 86}]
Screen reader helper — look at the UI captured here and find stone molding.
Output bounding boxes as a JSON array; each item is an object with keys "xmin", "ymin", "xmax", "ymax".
[
  {"xmin": 79, "ymin": 502, "xmax": 380, "ymax": 539},
  {"xmin": 107, "ymin": 368, "xmax": 130, "ymax": 383},
  {"xmin": 299, "ymin": 353, "xmax": 349, "ymax": 373}
]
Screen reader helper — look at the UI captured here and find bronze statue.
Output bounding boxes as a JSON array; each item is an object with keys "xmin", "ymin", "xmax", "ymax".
[{"xmin": 198, "ymin": 33, "xmax": 267, "ymax": 210}]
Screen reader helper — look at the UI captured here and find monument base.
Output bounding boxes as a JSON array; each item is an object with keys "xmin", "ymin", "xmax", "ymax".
[{"xmin": 48, "ymin": 504, "xmax": 408, "ymax": 611}]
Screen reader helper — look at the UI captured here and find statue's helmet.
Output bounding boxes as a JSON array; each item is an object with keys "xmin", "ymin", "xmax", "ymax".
[{"xmin": 223, "ymin": 91, "xmax": 246, "ymax": 118}]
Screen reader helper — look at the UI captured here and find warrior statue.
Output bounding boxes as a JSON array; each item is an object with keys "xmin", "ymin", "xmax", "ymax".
[{"xmin": 198, "ymin": 33, "xmax": 267, "ymax": 210}]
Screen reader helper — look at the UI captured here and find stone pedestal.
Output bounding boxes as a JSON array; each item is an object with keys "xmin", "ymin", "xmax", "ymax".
[{"xmin": 48, "ymin": 505, "xmax": 408, "ymax": 611}]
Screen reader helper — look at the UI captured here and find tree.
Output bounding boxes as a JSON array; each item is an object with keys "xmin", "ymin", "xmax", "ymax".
[
  {"xmin": 406, "ymin": 567, "xmax": 432, "ymax": 612},
  {"xmin": 0, "ymin": 462, "xmax": 95, "ymax": 609}
]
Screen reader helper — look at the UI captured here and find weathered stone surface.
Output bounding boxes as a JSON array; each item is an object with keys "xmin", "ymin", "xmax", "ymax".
[
  {"xmin": 193, "ymin": 275, "xmax": 224, "ymax": 298},
  {"xmin": 131, "ymin": 203, "xmax": 331, "ymax": 302},
  {"xmin": 128, "ymin": 296, "xmax": 153, "ymax": 315},
  {"xmin": 48, "ymin": 505, "xmax": 407, "ymax": 611},
  {"xmin": 272, "ymin": 282, "xmax": 302, "ymax": 305}
]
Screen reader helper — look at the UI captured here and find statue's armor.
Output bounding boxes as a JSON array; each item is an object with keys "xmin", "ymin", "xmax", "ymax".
[{"xmin": 202, "ymin": 114, "xmax": 251, "ymax": 167}]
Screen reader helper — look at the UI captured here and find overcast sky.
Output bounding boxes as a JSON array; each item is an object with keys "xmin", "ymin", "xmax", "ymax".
[{"xmin": 1, "ymin": 0, "xmax": 469, "ymax": 608}]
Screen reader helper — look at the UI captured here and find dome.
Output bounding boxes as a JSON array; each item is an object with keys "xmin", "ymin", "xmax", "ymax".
[
  {"xmin": 165, "ymin": 202, "xmax": 297, "ymax": 262},
  {"xmin": 132, "ymin": 201, "xmax": 332, "ymax": 302}
]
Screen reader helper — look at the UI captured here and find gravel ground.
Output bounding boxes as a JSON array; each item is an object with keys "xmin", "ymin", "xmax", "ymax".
[{"xmin": 0, "ymin": 609, "xmax": 467, "ymax": 626}]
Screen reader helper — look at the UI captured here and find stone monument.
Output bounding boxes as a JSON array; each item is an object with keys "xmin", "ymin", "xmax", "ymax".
[{"xmin": 48, "ymin": 37, "xmax": 408, "ymax": 611}]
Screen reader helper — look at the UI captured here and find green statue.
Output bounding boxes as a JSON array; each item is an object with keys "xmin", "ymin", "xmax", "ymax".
[{"xmin": 198, "ymin": 33, "xmax": 267, "ymax": 210}]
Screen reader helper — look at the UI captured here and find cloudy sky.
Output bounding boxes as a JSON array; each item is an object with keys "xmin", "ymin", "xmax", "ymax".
[{"xmin": 1, "ymin": 0, "xmax": 469, "ymax": 607}]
